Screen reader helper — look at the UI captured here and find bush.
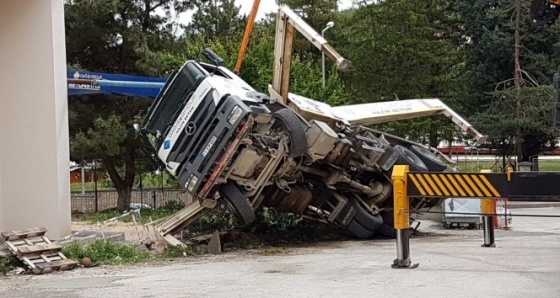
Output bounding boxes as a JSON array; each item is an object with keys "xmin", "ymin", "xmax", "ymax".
[
  {"xmin": 183, "ymin": 204, "xmax": 238, "ymax": 235},
  {"xmin": 0, "ymin": 255, "xmax": 23, "ymax": 276},
  {"xmin": 257, "ymin": 207, "xmax": 303, "ymax": 231}
]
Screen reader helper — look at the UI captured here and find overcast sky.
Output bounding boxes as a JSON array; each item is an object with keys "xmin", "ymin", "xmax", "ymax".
[
  {"xmin": 178, "ymin": 0, "xmax": 355, "ymax": 24},
  {"xmin": 235, "ymin": 0, "xmax": 355, "ymax": 20}
]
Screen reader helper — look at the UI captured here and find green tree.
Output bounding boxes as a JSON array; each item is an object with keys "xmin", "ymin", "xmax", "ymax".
[
  {"xmin": 65, "ymin": 0, "xmax": 193, "ymax": 210},
  {"xmin": 68, "ymin": 96, "xmax": 152, "ymax": 201},
  {"xmin": 471, "ymin": 86, "xmax": 557, "ymax": 160},
  {"xmin": 185, "ymin": 0, "xmax": 244, "ymax": 40},
  {"xmin": 341, "ymin": 0, "xmax": 465, "ymax": 101},
  {"xmin": 335, "ymin": 0, "xmax": 467, "ymax": 146},
  {"xmin": 274, "ymin": 0, "xmax": 342, "ymax": 83},
  {"xmin": 276, "ymin": 0, "xmax": 339, "ymax": 30},
  {"xmin": 231, "ymin": 20, "xmax": 350, "ymax": 105},
  {"xmin": 458, "ymin": 0, "xmax": 560, "ymax": 161}
]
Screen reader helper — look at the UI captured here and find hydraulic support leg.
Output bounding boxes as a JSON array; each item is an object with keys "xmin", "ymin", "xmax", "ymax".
[
  {"xmin": 391, "ymin": 165, "xmax": 418, "ymax": 268},
  {"xmin": 481, "ymin": 198, "xmax": 496, "ymax": 247}
]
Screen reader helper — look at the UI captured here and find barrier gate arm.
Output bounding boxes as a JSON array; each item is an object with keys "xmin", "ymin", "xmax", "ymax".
[{"xmin": 391, "ymin": 165, "xmax": 560, "ymax": 268}]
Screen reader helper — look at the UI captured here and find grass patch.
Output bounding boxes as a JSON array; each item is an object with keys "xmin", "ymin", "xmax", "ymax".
[
  {"xmin": 162, "ymin": 245, "xmax": 204, "ymax": 258},
  {"xmin": 259, "ymin": 246, "xmax": 290, "ymax": 256},
  {"xmin": 63, "ymin": 240, "xmax": 150, "ymax": 265},
  {"xmin": 73, "ymin": 210, "xmax": 122, "ymax": 224},
  {"xmin": 456, "ymin": 159, "xmax": 560, "ymax": 173},
  {"xmin": 456, "ymin": 160, "xmax": 504, "ymax": 173},
  {"xmin": 536, "ymin": 160, "xmax": 560, "ymax": 171},
  {"xmin": 73, "ymin": 201, "xmax": 185, "ymax": 224},
  {"xmin": 63, "ymin": 239, "xmax": 206, "ymax": 266}
]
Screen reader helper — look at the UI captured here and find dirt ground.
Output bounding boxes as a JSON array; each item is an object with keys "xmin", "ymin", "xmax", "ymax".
[
  {"xmin": 68, "ymin": 217, "xmax": 351, "ymax": 249},
  {"xmin": 1, "ymin": 207, "xmax": 559, "ymax": 298}
]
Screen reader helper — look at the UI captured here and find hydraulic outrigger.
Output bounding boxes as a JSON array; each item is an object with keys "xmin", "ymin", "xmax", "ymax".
[{"xmin": 391, "ymin": 165, "xmax": 560, "ymax": 268}]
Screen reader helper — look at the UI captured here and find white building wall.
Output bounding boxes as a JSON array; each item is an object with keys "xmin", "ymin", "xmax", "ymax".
[{"xmin": 0, "ymin": 0, "xmax": 70, "ymax": 239}]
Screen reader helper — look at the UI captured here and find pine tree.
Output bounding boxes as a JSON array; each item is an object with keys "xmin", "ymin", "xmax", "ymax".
[{"xmin": 65, "ymin": 0, "xmax": 194, "ymax": 210}]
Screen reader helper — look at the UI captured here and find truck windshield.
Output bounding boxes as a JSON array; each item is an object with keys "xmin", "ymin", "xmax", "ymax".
[{"xmin": 142, "ymin": 62, "xmax": 207, "ymax": 148}]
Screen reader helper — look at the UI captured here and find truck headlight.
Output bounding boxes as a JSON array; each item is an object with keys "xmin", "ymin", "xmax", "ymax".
[
  {"xmin": 228, "ymin": 106, "xmax": 243, "ymax": 125},
  {"xmin": 185, "ymin": 174, "xmax": 199, "ymax": 193}
]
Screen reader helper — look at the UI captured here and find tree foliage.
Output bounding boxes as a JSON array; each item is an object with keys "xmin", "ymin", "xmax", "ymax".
[
  {"xmin": 458, "ymin": 0, "xmax": 560, "ymax": 160},
  {"xmin": 65, "ymin": 0, "xmax": 193, "ymax": 210},
  {"xmin": 65, "ymin": 0, "xmax": 194, "ymax": 73},
  {"xmin": 185, "ymin": 0, "xmax": 244, "ymax": 40},
  {"xmin": 65, "ymin": 0, "xmax": 560, "ymax": 203},
  {"xmin": 471, "ymin": 86, "xmax": 557, "ymax": 158},
  {"xmin": 331, "ymin": 0, "xmax": 467, "ymax": 146}
]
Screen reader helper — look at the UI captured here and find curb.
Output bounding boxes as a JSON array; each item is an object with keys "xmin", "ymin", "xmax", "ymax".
[{"xmin": 507, "ymin": 202, "xmax": 560, "ymax": 209}]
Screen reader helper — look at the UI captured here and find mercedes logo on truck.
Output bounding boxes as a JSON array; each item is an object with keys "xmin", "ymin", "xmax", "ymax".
[{"xmin": 185, "ymin": 122, "xmax": 196, "ymax": 135}]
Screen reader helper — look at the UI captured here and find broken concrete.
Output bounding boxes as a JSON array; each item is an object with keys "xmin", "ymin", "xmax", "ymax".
[{"xmin": 207, "ymin": 231, "xmax": 222, "ymax": 255}]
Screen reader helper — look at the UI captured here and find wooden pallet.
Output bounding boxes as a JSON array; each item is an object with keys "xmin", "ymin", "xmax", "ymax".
[{"xmin": 1, "ymin": 227, "xmax": 78, "ymax": 274}]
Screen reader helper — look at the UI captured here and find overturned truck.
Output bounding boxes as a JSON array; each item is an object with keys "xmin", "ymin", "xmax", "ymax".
[{"xmin": 135, "ymin": 6, "xmax": 486, "ymax": 244}]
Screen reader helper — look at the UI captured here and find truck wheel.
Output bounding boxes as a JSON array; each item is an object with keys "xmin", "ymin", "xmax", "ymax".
[
  {"xmin": 219, "ymin": 182, "xmax": 255, "ymax": 226},
  {"xmin": 393, "ymin": 145, "xmax": 428, "ymax": 172},
  {"xmin": 408, "ymin": 145, "xmax": 447, "ymax": 172},
  {"xmin": 377, "ymin": 146, "xmax": 398, "ymax": 171},
  {"xmin": 347, "ymin": 219, "xmax": 374, "ymax": 239},
  {"xmin": 335, "ymin": 203, "xmax": 356, "ymax": 226},
  {"xmin": 273, "ymin": 108, "xmax": 308, "ymax": 157},
  {"xmin": 377, "ymin": 211, "xmax": 396, "ymax": 238},
  {"xmin": 348, "ymin": 197, "xmax": 383, "ymax": 233}
]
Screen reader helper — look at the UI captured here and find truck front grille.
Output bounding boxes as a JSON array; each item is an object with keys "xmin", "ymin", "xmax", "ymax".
[{"xmin": 171, "ymin": 95, "xmax": 251, "ymax": 195}]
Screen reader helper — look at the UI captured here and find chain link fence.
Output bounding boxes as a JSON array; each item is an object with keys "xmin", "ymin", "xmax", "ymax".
[{"xmin": 70, "ymin": 187, "xmax": 192, "ymax": 214}]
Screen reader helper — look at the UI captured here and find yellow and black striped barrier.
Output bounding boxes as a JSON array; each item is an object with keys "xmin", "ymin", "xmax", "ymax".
[
  {"xmin": 406, "ymin": 169, "xmax": 560, "ymax": 201},
  {"xmin": 390, "ymin": 165, "xmax": 560, "ymax": 269},
  {"xmin": 408, "ymin": 173, "xmax": 501, "ymax": 198}
]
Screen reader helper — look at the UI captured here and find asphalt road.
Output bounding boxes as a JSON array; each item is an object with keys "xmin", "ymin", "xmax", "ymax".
[{"xmin": 1, "ymin": 207, "xmax": 559, "ymax": 298}]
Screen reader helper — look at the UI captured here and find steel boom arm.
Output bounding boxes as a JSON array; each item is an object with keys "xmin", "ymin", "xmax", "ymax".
[{"xmin": 270, "ymin": 5, "xmax": 351, "ymax": 104}]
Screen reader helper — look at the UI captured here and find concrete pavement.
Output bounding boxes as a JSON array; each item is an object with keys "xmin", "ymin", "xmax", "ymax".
[{"xmin": 1, "ymin": 207, "xmax": 559, "ymax": 298}]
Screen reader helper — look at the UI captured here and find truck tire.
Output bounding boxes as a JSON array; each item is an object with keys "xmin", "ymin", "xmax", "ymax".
[
  {"xmin": 335, "ymin": 203, "xmax": 356, "ymax": 226},
  {"xmin": 219, "ymin": 182, "xmax": 255, "ymax": 226},
  {"xmin": 377, "ymin": 223, "xmax": 397, "ymax": 238},
  {"xmin": 348, "ymin": 197, "xmax": 383, "ymax": 233},
  {"xmin": 377, "ymin": 211, "xmax": 396, "ymax": 238},
  {"xmin": 377, "ymin": 146, "xmax": 398, "ymax": 171},
  {"xmin": 347, "ymin": 219, "xmax": 374, "ymax": 239},
  {"xmin": 408, "ymin": 145, "xmax": 447, "ymax": 172},
  {"xmin": 273, "ymin": 108, "xmax": 308, "ymax": 157},
  {"xmin": 393, "ymin": 145, "xmax": 428, "ymax": 172}
]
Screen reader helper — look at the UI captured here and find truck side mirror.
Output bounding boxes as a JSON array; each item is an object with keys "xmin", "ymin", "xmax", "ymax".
[{"xmin": 202, "ymin": 48, "xmax": 224, "ymax": 66}]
